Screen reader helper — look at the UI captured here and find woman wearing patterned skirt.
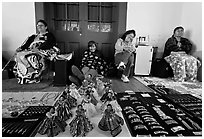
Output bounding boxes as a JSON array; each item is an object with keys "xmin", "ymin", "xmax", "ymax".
[
  {"xmin": 13, "ymin": 20, "xmax": 57, "ymax": 84},
  {"xmin": 163, "ymin": 26, "xmax": 201, "ymax": 82}
]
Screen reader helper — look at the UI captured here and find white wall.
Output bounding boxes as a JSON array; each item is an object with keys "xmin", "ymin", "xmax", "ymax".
[
  {"xmin": 126, "ymin": 2, "xmax": 202, "ymax": 58},
  {"xmin": 180, "ymin": 2, "xmax": 202, "ymax": 53},
  {"xmin": 2, "ymin": 2, "xmax": 36, "ymax": 60}
]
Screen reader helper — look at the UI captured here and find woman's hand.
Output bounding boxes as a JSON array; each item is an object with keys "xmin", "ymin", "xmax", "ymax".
[
  {"xmin": 177, "ymin": 42, "xmax": 181, "ymax": 47},
  {"xmin": 123, "ymin": 46, "xmax": 136, "ymax": 53}
]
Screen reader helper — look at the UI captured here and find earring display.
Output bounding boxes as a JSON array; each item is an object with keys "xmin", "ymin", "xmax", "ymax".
[{"xmin": 117, "ymin": 92, "xmax": 202, "ymax": 137}]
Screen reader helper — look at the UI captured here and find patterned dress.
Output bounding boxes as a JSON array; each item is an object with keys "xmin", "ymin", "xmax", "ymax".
[
  {"xmin": 100, "ymin": 90, "xmax": 122, "ymax": 112},
  {"xmin": 54, "ymin": 97, "xmax": 73, "ymax": 121},
  {"xmin": 98, "ymin": 108, "xmax": 124, "ymax": 137},
  {"xmin": 69, "ymin": 108, "xmax": 94, "ymax": 137},
  {"xmin": 81, "ymin": 50, "xmax": 108, "ymax": 76},
  {"xmin": 62, "ymin": 90, "xmax": 77, "ymax": 109},
  {"xmin": 81, "ymin": 96, "xmax": 98, "ymax": 118},
  {"xmin": 165, "ymin": 52, "xmax": 201, "ymax": 82},
  {"xmin": 13, "ymin": 32, "xmax": 57, "ymax": 84},
  {"xmin": 38, "ymin": 111, "xmax": 67, "ymax": 137}
]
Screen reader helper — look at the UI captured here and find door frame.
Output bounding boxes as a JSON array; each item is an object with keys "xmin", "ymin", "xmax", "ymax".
[{"xmin": 34, "ymin": 2, "xmax": 127, "ymax": 62}]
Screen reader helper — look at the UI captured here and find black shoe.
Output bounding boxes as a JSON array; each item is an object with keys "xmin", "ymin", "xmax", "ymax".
[
  {"xmin": 71, "ymin": 65, "xmax": 85, "ymax": 81},
  {"xmin": 69, "ymin": 75, "xmax": 81, "ymax": 87}
]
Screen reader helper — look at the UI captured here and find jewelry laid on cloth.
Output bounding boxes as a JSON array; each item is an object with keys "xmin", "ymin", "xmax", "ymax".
[
  {"xmin": 164, "ymin": 119, "xmax": 178, "ymax": 125},
  {"xmin": 132, "ymin": 101, "xmax": 142, "ymax": 104},
  {"xmin": 154, "ymin": 130, "xmax": 169, "ymax": 135},
  {"xmin": 176, "ymin": 116, "xmax": 193, "ymax": 130},
  {"xmin": 141, "ymin": 114, "xmax": 154, "ymax": 118},
  {"xmin": 124, "ymin": 106, "xmax": 133, "ymax": 111},
  {"xmin": 120, "ymin": 97, "xmax": 129, "ymax": 101},
  {"xmin": 147, "ymin": 121, "xmax": 160, "ymax": 126},
  {"xmin": 184, "ymin": 117, "xmax": 202, "ymax": 130},
  {"xmin": 139, "ymin": 111, "xmax": 150, "ymax": 115},
  {"xmin": 171, "ymin": 126, "xmax": 185, "ymax": 133},
  {"xmin": 130, "ymin": 97, "xmax": 138, "ymax": 100},
  {"xmin": 130, "ymin": 118, "xmax": 143, "ymax": 124},
  {"xmin": 125, "ymin": 110, "xmax": 137, "ymax": 114},
  {"xmin": 128, "ymin": 114, "xmax": 140, "ymax": 119},
  {"xmin": 150, "ymin": 126, "xmax": 165, "ymax": 130},
  {"xmin": 133, "ymin": 125, "xmax": 148, "ymax": 130}
]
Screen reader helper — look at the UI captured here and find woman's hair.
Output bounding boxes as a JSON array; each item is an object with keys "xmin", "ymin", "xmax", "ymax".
[
  {"xmin": 37, "ymin": 19, "xmax": 47, "ymax": 27},
  {"xmin": 88, "ymin": 40, "xmax": 97, "ymax": 49},
  {"xmin": 121, "ymin": 30, "xmax": 136, "ymax": 41},
  {"xmin": 173, "ymin": 26, "xmax": 184, "ymax": 34},
  {"xmin": 37, "ymin": 19, "xmax": 48, "ymax": 31}
]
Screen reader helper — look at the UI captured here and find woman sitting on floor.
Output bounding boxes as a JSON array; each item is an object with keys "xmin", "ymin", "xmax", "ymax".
[
  {"xmin": 114, "ymin": 30, "xmax": 137, "ymax": 83},
  {"xmin": 13, "ymin": 19, "xmax": 58, "ymax": 84},
  {"xmin": 81, "ymin": 40, "xmax": 108, "ymax": 76},
  {"xmin": 163, "ymin": 26, "xmax": 201, "ymax": 82}
]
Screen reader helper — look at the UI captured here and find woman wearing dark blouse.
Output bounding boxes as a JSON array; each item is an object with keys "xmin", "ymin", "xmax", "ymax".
[
  {"xmin": 163, "ymin": 26, "xmax": 201, "ymax": 82},
  {"xmin": 81, "ymin": 41, "xmax": 108, "ymax": 76},
  {"xmin": 13, "ymin": 20, "xmax": 57, "ymax": 84},
  {"xmin": 163, "ymin": 27, "xmax": 192, "ymax": 58}
]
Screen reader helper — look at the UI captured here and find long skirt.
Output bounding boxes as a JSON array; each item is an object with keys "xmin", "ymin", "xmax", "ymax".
[
  {"xmin": 98, "ymin": 112, "xmax": 124, "ymax": 137},
  {"xmin": 38, "ymin": 116, "xmax": 67, "ymax": 137},
  {"xmin": 69, "ymin": 115, "xmax": 94, "ymax": 137},
  {"xmin": 13, "ymin": 51, "xmax": 46, "ymax": 84},
  {"xmin": 165, "ymin": 52, "xmax": 201, "ymax": 82}
]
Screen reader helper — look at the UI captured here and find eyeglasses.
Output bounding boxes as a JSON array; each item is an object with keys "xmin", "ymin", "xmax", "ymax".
[{"xmin": 37, "ymin": 24, "xmax": 45, "ymax": 27}]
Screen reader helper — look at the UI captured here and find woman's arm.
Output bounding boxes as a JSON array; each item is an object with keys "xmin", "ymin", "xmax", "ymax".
[
  {"xmin": 19, "ymin": 35, "xmax": 36, "ymax": 50},
  {"xmin": 123, "ymin": 43, "xmax": 136, "ymax": 53},
  {"xmin": 81, "ymin": 51, "xmax": 88, "ymax": 68},
  {"xmin": 163, "ymin": 37, "xmax": 178, "ymax": 58},
  {"xmin": 181, "ymin": 38, "xmax": 192, "ymax": 54},
  {"xmin": 38, "ymin": 32, "xmax": 56, "ymax": 50},
  {"xmin": 115, "ymin": 38, "xmax": 124, "ymax": 54}
]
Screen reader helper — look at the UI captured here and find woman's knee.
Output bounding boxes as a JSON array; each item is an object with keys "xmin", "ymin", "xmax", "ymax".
[{"xmin": 128, "ymin": 54, "xmax": 134, "ymax": 64}]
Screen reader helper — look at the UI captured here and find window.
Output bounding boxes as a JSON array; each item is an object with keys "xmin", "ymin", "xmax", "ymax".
[
  {"xmin": 53, "ymin": 2, "xmax": 80, "ymax": 31},
  {"xmin": 88, "ymin": 2, "xmax": 113, "ymax": 32}
]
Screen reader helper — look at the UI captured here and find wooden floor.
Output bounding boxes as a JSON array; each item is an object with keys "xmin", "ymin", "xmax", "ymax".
[
  {"xmin": 111, "ymin": 76, "xmax": 152, "ymax": 93},
  {"xmin": 2, "ymin": 76, "xmax": 152, "ymax": 93}
]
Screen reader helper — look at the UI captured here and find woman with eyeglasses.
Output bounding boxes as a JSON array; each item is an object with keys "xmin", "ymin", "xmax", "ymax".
[
  {"xmin": 13, "ymin": 19, "xmax": 57, "ymax": 84},
  {"xmin": 114, "ymin": 30, "xmax": 137, "ymax": 83}
]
